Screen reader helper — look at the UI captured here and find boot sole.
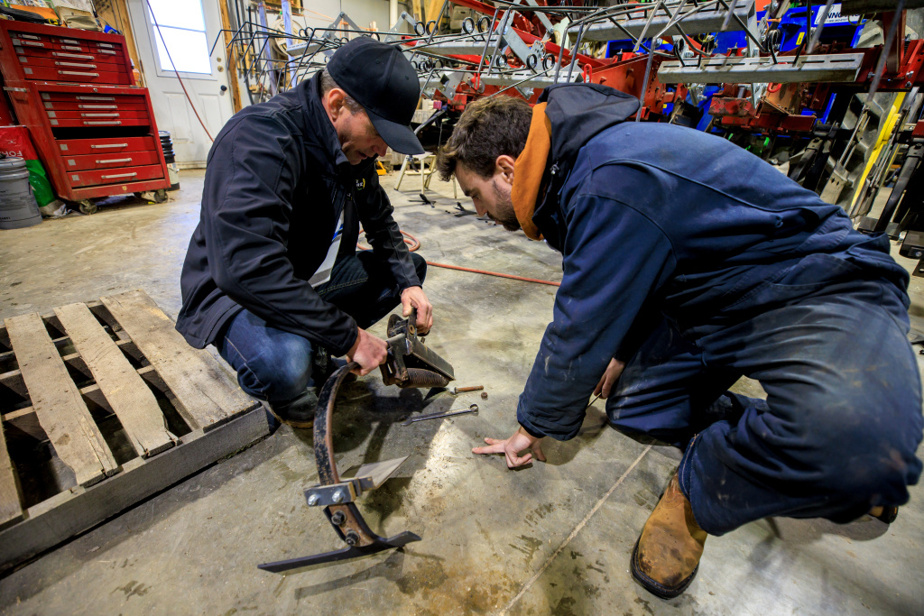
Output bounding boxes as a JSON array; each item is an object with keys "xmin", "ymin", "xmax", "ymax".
[
  {"xmin": 630, "ymin": 537, "xmax": 698, "ymax": 600},
  {"xmin": 267, "ymin": 406, "xmax": 314, "ymax": 430}
]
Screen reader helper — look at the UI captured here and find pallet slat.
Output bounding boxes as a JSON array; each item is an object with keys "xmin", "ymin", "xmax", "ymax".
[
  {"xmin": 0, "ymin": 415, "xmax": 24, "ymax": 530},
  {"xmin": 4, "ymin": 313, "xmax": 120, "ymax": 487},
  {"xmin": 55, "ymin": 303, "xmax": 176, "ymax": 458},
  {"xmin": 100, "ymin": 290, "xmax": 251, "ymax": 430}
]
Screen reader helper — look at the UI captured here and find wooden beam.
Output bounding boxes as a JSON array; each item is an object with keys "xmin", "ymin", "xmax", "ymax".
[
  {"xmin": 100, "ymin": 290, "xmax": 253, "ymax": 432},
  {"xmin": 4, "ymin": 313, "xmax": 119, "ymax": 487},
  {"xmin": 55, "ymin": 303, "xmax": 176, "ymax": 458},
  {"xmin": 0, "ymin": 413, "xmax": 24, "ymax": 531},
  {"xmin": 217, "ymin": 0, "xmax": 244, "ymax": 113}
]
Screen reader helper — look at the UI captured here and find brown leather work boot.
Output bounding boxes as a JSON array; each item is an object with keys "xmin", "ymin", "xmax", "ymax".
[{"xmin": 631, "ymin": 473, "xmax": 708, "ymax": 599}]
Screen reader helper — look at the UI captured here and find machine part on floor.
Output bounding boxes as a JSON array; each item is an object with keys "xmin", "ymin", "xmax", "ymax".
[
  {"xmin": 380, "ymin": 310, "xmax": 454, "ymax": 389},
  {"xmin": 450, "ymin": 385, "xmax": 484, "ymax": 394},
  {"xmin": 481, "ymin": 391, "xmax": 489, "ymax": 400},
  {"xmin": 257, "ymin": 362, "xmax": 422, "ymax": 573},
  {"xmin": 402, "ymin": 404, "xmax": 479, "ymax": 426},
  {"xmin": 258, "ymin": 312, "xmax": 457, "ymax": 572}
]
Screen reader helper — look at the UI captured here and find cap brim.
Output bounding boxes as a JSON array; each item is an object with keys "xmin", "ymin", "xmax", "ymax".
[{"xmin": 368, "ymin": 109, "xmax": 425, "ymax": 155}]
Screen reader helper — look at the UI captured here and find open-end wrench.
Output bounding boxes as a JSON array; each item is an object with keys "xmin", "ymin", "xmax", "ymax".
[{"xmin": 402, "ymin": 404, "xmax": 479, "ymax": 426}]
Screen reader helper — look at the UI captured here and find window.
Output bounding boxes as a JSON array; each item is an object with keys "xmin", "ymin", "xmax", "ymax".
[{"xmin": 146, "ymin": 0, "xmax": 212, "ymax": 75}]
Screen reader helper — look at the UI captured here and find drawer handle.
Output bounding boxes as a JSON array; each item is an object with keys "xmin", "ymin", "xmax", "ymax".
[
  {"xmin": 19, "ymin": 34, "xmax": 41, "ymax": 40},
  {"xmin": 61, "ymin": 38, "xmax": 81, "ymax": 45},
  {"xmin": 77, "ymin": 96, "xmax": 115, "ymax": 101},
  {"xmin": 84, "ymin": 121, "xmax": 122, "ymax": 125},
  {"xmin": 55, "ymin": 62, "xmax": 97, "ymax": 69},
  {"xmin": 90, "ymin": 143, "xmax": 129, "ymax": 149},
  {"xmin": 79, "ymin": 104, "xmax": 118, "ymax": 109},
  {"xmin": 53, "ymin": 52, "xmax": 94, "ymax": 60},
  {"xmin": 59, "ymin": 70, "xmax": 100, "ymax": 77},
  {"xmin": 96, "ymin": 158, "xmax": 133, "ymax": 164},
  {"xmin": 97, "ymin": 49, "xmax": 118, "ymax": 55},
  {"xmin": 81, "ymin": 113, "xmax": 120, "ymax": 117},
  {"xmin": 101, "ymin": 172, "xmax": 137, "ymax": 179},
  {"xmin": 17, "ymin": 40, "xmax": 45, "ymax": 48}
]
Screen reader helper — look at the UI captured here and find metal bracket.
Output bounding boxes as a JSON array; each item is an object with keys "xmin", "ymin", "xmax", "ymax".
[{"xmin": 304, "ymin": 456, "xmax": 409, "ymax": 506}]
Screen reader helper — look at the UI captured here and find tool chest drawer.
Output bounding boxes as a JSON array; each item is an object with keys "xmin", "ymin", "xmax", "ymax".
[
  {"xmin": 62, "ymin": 150, "xmax": 161, "ymax": 172},
  {"xmin": 56, "ymin": 136, "xmax": 159, "ymax": 156},
  {"xmin": 0, "ymin": 21, "xmax": 133, "ymax": 86},
  {"xmin": 46, "ymin": 109, "xmax": 151, "ymax": 128},
  {"xmin": 65, "ymin": 164, "xmax": 165, "ymax": 188},
  {"xmin": 42, "ymin": 93, "xmax": 146, "ymax": 112},
  {"xmin": 16, "ymin": 56, "xmax": 127, "ymax": 86}
]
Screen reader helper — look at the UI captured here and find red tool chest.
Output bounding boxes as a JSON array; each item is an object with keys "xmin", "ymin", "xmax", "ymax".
[{"xmin": 0, "ymin": 21, "xmax": 169, "ymax": 209}]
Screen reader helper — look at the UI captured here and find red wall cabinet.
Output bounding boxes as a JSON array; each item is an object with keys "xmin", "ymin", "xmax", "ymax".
[{"xmin": 0, "ymin": 21, "xmax": 170, "ymax": 207}]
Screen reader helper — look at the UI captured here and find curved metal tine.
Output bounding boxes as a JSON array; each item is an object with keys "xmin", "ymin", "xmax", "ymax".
[
  {"xmin": 566, "ymin": 23, "xmax": 585, "ymax": 82},
  {"xmin": 475, "ymin": 9, "xmax": 501, "ymax": 79},
  {"xmin": 633, "ymin": 0, "xmax": 662, "ymax": 52},
  {"xmin": 314, "ymin": 362, "xmax": 359, "ymax": 484},
  {"xmin": 257, "ymin": 531, "xmax": 422, "ymax": 573}
]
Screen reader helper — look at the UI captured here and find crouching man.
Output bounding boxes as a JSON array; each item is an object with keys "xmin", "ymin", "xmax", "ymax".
[{"xmin": 436, "ymin": 86, "xmax": 923, "ymax": 598}]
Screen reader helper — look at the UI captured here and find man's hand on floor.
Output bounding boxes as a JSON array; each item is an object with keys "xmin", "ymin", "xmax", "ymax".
[
  {"xmin": 401, "ymin": 286, "xmax": 433, "ymax": 334},
  {"xmin": 473, "ymin": 426, "xmax": 546, "ymax": 469},
  {"xmin": 347, "ymin": 327, "xmax": 388, "ymax": 376}
]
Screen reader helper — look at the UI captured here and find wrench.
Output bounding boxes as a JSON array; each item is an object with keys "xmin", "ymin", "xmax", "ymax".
[{"xmin": 402, "ymin": 404, "xmax": 479, "ymax": 426}]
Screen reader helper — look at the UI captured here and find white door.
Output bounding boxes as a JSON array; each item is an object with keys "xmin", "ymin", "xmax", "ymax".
[{"xmin": 128, "ymin": 0, "xmax": 235, "ymax": 167}]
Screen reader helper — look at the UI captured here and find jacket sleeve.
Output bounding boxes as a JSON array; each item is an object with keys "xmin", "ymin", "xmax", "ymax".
[
  {"xmin": 516, "ymin": 189, "xmax": 676, "ymax": 441},
  {"xmin": 356, "ymin": 171, "xmax": 421, "ymax": 291},
  {"xmin": 203, "ymin": 115, "xmax": 359, "ymax": 355}
]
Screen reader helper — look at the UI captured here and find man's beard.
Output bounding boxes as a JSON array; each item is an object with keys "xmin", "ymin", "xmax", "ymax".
[{"xmin": 492, "ymin": 179, "xmax": 521, "ymax": 232}]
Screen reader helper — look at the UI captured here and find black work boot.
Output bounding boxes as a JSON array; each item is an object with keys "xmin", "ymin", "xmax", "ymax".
[
  {"xmin": 266, "ymin": 387, "xmax": 319, "ymax": 429},
  {"xmin": 631, "ymin": 473, "xmax": 708, "ymax": 599}
]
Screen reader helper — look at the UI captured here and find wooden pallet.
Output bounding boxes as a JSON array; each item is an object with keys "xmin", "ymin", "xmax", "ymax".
[{"xmin": 0, "ymin": 289, "xmax": 266, "ymax": 573}]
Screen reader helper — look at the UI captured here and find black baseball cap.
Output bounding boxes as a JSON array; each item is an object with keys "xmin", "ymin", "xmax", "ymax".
[{"xmin": 327, "ymin": 37, "xmax": 425, "ymax": 155}]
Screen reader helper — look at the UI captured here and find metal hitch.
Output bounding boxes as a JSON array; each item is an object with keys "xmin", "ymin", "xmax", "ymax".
[{"xmin": 379, "ymin": 310, "xmax": 455, "ymax": 389}]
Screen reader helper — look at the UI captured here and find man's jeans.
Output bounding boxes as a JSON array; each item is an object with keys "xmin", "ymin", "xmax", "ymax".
[
  {"xmin": 215, "ymin": 251, "xmax": 427, "ymax": 405},
  {"xmin": 607, "ymin": 280, "xmax": 923, "ymax": 535}
]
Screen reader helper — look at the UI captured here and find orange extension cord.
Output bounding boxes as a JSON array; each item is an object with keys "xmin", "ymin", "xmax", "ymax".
[{"xmin": 358, "ymin": 230, "xmax": 561, "ymax": 287}]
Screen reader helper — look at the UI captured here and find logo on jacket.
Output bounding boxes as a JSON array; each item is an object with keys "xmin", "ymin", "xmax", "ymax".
[{"xmin": 355, "ymin": 178, "xmax": 366, "ymax": 191}]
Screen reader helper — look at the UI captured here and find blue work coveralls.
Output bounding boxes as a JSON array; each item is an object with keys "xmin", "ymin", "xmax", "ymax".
[{"xmin": 517, "ymin": 84, "xmax": 923, "ymax": 534}]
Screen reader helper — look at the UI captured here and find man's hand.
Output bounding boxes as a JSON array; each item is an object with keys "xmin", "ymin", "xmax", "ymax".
[
  {"xmin": 593, "ymin": 357, "xmax": 626, "ymax": 399},
  {"xmin": 473, "ymin": 426, "xmax": 546, "ymax": 469},
  {"xmin": 401, "ymin": 286, "xmax": 433, "ymax": 334},
  {"xmin": 346, "ymin": 327, "xmax": 388, "ymax": 376}
]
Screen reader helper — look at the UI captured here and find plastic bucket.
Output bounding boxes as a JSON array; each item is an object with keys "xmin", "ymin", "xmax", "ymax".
[{"xmin": 0, "ymin": 156, "xmax": 41, "ymax": 230}]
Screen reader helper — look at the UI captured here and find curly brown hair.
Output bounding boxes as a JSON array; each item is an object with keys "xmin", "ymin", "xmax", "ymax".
[{"xmin": 436, "ymin": 96, "xmax": 533, "ymax": 181}]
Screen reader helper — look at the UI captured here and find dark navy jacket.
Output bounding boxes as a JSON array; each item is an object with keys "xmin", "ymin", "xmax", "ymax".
[
  {"xmin": 517, "ymin": 84, "xmax": 910, "ymax": 441},
  {"xmin": 176, "ymin": 74, "xmax": 420, "ymax": 356}
]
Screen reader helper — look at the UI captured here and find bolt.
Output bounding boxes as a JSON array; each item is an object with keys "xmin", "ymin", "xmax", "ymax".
[
  {"xmin": 332, "ymin": 489, "xmax": 344, "ymax": 503},
  {"xmin": 450, "ymin": 385, "xmax": 484, "ymax": 395},
  {"xmin": 330, "ymin": 511, "xmax": 346, "ymax": 526},
  {"xmin": 307, "ymin": 494, "xmax": 319, "ymax": 506},
  {"xmin": 344, "ymin": 531, "xmax": 360, "ymax": 546}
]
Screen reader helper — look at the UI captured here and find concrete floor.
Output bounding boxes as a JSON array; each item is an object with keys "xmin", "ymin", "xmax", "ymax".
[{"xmin": 1, "ymin": 169, "xmax": 923, "ymax": 615}]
